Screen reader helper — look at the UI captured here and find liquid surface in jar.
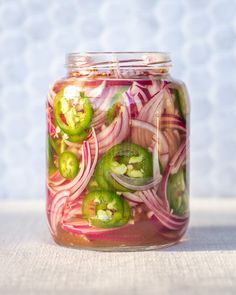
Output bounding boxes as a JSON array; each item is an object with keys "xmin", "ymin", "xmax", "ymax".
[{"xmin": 46, "ymin": 75, "xmax": 189, "ymax": 250}]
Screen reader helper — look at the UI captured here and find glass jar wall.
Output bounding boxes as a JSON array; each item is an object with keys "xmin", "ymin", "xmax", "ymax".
[{"xmin": 46, "ymin": 52, "xmax": 190, "ymax": 251}]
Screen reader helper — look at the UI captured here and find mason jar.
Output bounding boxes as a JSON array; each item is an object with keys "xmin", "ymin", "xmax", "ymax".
[{"xmin": 46, "ymin": 52, "xmax": 190, "ymax": 251}]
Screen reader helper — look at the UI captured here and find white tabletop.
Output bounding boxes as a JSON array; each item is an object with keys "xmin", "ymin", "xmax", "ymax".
[{"xmin": 0, "ymin": 198, "xmax": 236, "ymax": 295}]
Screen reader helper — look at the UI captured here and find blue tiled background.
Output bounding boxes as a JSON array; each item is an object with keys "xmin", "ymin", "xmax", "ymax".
[{"xmin": 0, "ymin": 0, "xmax": 235, "ymax": 199}]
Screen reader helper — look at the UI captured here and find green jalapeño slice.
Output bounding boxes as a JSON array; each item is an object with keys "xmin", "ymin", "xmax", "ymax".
[
  {"xmin": 82, "ymin": 190, "xmax": 131, "ymax": 228},
  {"xmin": 167, "ymin": 169, "xmax": 188, "ymax": 216},
  {"xmin": 58, "ymin": 151, "xmax": 79, "ymax": 179},
  {"xmin": 67, "ymin": 129, "xmax": 91, "ymax": 143},
  {"xmin": 95, "ymin": 143, "xmax": 153, "ymax": 192},
  {"xmin": 173, "ymin": 85, "xmax": 188, "ymax": 121},
  {"xmin": 48, "ymin": 137, "xmax": 57, "ymax": 176},
  {"xmin": 54, "ymin": 86, "xmax": 93, "ymax": 135}
]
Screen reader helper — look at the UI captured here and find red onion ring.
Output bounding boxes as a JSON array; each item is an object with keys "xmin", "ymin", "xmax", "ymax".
[
  {"xmin": 62, "ymin": 222, "xmax": 123, "ymax": 237},
  {"xmin": 70, "ymin": 129, "xmax": 99, "ymax": 201},
  {"xmin": 134, "ymin": 82, "xmax": 152, "ymax": 102},
  {"xmin": 47, "ymin": 85, "xmax": 56, "ymax": 107},
  {"xmin": 122, "ymin": 192, "xmax": 143, "ymax": 203},
  {"xmin": 48, "ymin": 171, "xmax": 66, "ymax": 186},
  {"xmin": 139, "ymin": 190, "xmax": 188, "ymax": 230},
  {"xmin": 131, "ymin": 119, "xmax": 156, "ymax": 134},
  {"xmin": 163, "ymin": 129, "xmax": 178, "ymax": 159},
  {"xmin": 49, "ymin": 190, "xmax": 70, "ymax": 234},
  {"xmin": 89, "ymin": 106, "xmax": 129, "ymax": 154},
  {"xmin": 161, "ymin": 113, "xmax": 185, "ymax": 122},
  {"xmin": 160, "ymin": 119, "xmax": 186, "ymax": 132},
  {"xmin": 111, "ymin": 173, "xmax": 162, "ymax": 191}
]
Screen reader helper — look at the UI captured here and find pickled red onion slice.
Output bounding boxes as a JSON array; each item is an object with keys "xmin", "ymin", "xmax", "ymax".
[
  {"xmin": 111, "ymin": 173, "xmax": 162, "ymax": 191},
  {"xmin": 48, "ymin": 190, "xmax": 70, "ymax": 234},
  {"xmin": 138, "ymin": 190, "xmax": 188, "ymax": 231},
  {"xmin": 89, "ymin": 106, "xmax": 129, "ymax": 155},
  {"xmin": 69, "ymin": 129, "xmax": 99, "ymax": 201}
]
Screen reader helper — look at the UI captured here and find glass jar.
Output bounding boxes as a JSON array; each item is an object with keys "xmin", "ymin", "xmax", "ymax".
[{"xmin": 46, "ymin": 52, "xmax": 190, "ymax": 251}]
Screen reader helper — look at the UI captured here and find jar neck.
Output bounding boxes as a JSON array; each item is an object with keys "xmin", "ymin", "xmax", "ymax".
[{"xmin": 65, "ymin": 52, "xmax": 171, "ymax": 79}]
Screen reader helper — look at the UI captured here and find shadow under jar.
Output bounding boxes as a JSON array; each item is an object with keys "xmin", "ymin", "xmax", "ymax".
[{"xmin": 46, "ymin": 52, "xmax": 190, "ymax": 251}]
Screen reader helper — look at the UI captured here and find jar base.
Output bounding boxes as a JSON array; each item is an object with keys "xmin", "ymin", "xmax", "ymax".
[
  {"xmin": 53, "ymin": 232, "xmax": 187, "ymax": 252},
  {"xmin": 53, "ymin": 238, "xmax": 184, "ymax": 252},
  {"xmin": 51, "ymin": 220, "xmax": 188, "ymax": 251}
]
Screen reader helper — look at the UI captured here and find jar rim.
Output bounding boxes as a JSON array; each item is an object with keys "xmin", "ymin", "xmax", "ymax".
[{"xmin": 66, "ymin": 51, "xmax": 171, "ymax": 71}]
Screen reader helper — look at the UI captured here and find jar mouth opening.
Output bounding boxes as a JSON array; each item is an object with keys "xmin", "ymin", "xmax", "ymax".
[{"xmin": 66, "ymin": 52, "xmax": 171, "ymax": 71}]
